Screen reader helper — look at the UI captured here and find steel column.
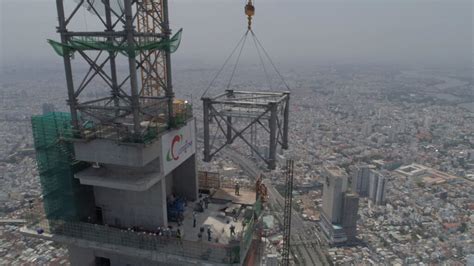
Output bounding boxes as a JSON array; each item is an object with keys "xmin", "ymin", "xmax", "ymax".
[
  {"xmin": 226, "ymin": 116, "xmax": 233, "ymax": 144},
  {"xmin": 282, "ymin": 92, "xmax": 290, "ymax": 149},
  {"xmin": 56, "ymin": 0, "xmax": 79, "ymax": 130},
  {"xmin": 203, "ymin": 97, "xmax": 211, "ymax": 162},
  {"xmin": 268, "ymin": 102, "xmax": 278, "ymax": 170},
  {"xmin": 124, "ymin": 0, "xmax": 141, "ymax": 136},
  {"xmin": 163, "ymin": 0, "xmax": 175, "ymax": 127}
]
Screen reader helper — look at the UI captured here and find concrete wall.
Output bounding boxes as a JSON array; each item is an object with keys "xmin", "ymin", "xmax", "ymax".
[
  {"xmin": 68, "ymin": 246, "xmax": 95, "ymax": 266},
  {"xmin": 93, "ymin": 179, "xmax": 168, "ymax": 230},
  {"xmin": 74, "ymin": 139, "xmax": 162, "ymax": 167},
  {"xmin": 165, "ymin": 173, "xmax": 173, "ymax": 197},
  {"xmin": 171, "ymin": 154, "xmax": 198, "ymax": 201}
]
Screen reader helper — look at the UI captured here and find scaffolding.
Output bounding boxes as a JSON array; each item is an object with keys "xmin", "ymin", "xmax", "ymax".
[{"xmin": 31, "ymin": 112, "xmax": 95, "ymax": 221}]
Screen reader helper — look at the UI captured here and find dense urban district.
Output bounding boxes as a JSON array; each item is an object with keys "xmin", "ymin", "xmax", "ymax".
[{"xmin": 1, "ymin": 63, "xmax": 473, "ymax": 265}]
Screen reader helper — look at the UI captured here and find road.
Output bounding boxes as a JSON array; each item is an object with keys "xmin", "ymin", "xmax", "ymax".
[{"xmin": 219, "ymin": 146, "xmax": 329, "ymax": 265}]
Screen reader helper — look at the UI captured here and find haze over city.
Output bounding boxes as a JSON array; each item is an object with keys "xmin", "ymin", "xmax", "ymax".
[
  {"xmin": 1, "ymin": 0, "xmax": 472, "ymax": 67},
  {"xmin": 0, "ymin": 0, "xmax": 473, "ymax": 265}
]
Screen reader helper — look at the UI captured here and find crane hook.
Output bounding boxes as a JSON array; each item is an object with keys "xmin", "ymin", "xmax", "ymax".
[{"xmin": 245, "ymin": 0, "xmax": 255, "ymax": 30}]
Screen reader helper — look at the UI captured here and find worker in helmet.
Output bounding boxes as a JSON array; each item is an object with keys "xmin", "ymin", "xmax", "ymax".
[{"xmin": 235, "ymin": 181, "xmax": 240, "ymax": 196}]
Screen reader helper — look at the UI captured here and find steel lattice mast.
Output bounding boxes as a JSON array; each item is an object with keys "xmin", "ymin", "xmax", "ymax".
[{"xmin": 55, "ymin": 0, "xmax": 176, "ymax": 142}]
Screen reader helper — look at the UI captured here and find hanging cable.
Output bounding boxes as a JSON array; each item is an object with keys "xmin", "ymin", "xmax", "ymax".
[
  {"xmin": 251, "ymin": 31, "xmax": 272, "ymax": 90},
  {"xmin": 250, "ymin": 30, "xmax": 291, "ymax": 91},
  {"xmin": 201, "ymin": 31, "xmax": 249, "ymax": 97},
  {"xmin": 202, "ymin": 0, "xmax": 291, "ymax": 97},
  {"xmin": 226, "ymin": 30, "xmax": 250, "ymax": 89}
]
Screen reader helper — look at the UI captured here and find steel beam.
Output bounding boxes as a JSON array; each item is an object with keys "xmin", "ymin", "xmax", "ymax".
[
  {"xmin": 231, "ymin": 90, "xmax": 287, "ymax": 96},
  {"xmin": 63, "ymin": 31, "xmax": 164, "ymax": 38}
]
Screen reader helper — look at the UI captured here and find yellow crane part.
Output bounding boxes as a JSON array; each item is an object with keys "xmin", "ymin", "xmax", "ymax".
[{"xmin": 245, "ymin": 0, "xmax": 255, "ymax": 30}]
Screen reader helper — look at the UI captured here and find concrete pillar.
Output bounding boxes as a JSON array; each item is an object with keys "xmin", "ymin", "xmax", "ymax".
[
  {"xmin": 159, "ymin": 178, "xmax": 168, "ymax": 228},
  {"xmin": 172, "ymin": 154, "xmax": 198, "ymax": 201}
]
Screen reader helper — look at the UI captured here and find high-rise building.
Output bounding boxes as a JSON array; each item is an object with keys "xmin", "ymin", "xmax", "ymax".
[
  {"xmin": 341, "ymin": 192, "xmax": 359, "ymax": 242},
  {"xmin": 321, "ymin": 165, "xmax": 348, "ymax": 224},
  {"xmin": 351, "ymin": 165, "xmax": 370, "ymax": 197},
  {"xmin": 22, "ymin": 1, "xmax": 257, "ymax": 265},
  {"xmin": 319, "ymin": 165, "xmax": 359, "ymax": 245},
  {"xmin": 369, "ymin": 171, "xmax": 386, "ymax": 205}
]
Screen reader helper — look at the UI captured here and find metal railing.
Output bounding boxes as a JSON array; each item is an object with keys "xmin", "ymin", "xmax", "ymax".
[{"xmin": 30, "ymin": 219, "xmax": 241, "ymax": 264}]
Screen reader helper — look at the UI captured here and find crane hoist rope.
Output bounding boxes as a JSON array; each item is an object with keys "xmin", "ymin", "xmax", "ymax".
[{"xmin": 201, "ymin": 0, "xmax": 290, "ymax": 98}]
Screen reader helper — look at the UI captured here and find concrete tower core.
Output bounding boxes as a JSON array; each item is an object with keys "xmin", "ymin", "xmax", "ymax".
[{"xmin": 74, "ymin": 120, "xmax": 198, "ymax": 230}]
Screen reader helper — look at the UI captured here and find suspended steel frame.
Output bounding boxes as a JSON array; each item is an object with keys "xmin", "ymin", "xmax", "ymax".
[{"xmin": 202, "ymin": 90, "xmax": 290, "ymax": 170}]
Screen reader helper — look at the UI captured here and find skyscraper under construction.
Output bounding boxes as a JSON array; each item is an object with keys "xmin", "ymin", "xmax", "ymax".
[{"xmin": 22, "ymin": 1, "xmax": 260, "ymax": 265}]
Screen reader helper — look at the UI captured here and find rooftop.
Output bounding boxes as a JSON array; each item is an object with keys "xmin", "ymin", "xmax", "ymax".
[{"xmin": 168, "ymin": 188, "xmax": 257, "ymax": 245}]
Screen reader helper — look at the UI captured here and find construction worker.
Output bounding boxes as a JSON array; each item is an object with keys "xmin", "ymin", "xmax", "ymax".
[
  {"xmin": 207, "ymin": 227, "xmax": 212, "ymax": 241},
  {"xmin": 235, "ymin": 181, "xmax": 240, "ymax": 196},
  {"xmin": 230, "ymin": 224, "xmax": 236, "ymax": 237},
  {"xmin": 176, "ymin": 228, "xmax": 182, "ymax": 238},
  {"xmin": 204, "ymin": 196, "xmax": 209, "ymax": 209},
  {"xmin": 176, "ymin": 228, "xmax": 183, "ymax": 245}
]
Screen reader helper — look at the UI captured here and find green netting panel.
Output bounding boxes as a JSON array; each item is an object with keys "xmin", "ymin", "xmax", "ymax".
[
  {"xmin": 240, "ymin": 217, "xmax": 255, "ymax": 263},
  {"xmin": 48, "ymin": 28, "xmax": 183, "ymax": 57},
  {"xmin": 31, "ymin": 112, "xmax": 94, "ymax": 221},
  {"xmin": 254, "ymin": 198, "xmax": 262, "ymax": 217}
]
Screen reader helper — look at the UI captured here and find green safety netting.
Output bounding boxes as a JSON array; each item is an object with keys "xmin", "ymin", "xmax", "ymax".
[
  {"xmin": 32, "ymin": 112, "xmax": 95, "ymax": 221},
  {"xmin": 48, "ymin": 28, "xmax": 183, "ymax": 57}
]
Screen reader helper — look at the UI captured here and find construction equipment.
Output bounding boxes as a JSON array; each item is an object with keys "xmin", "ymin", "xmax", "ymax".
[
  {"xmin": 245, "ymin": 0, "xmax": 255, "ymax": 30},
  {"xmin": 201, "ymin": 0, "xmax": 291, "ymax": 170},
  {"xmin": 282, "ymin": 159, "xmax": 295, "ymax": 266}
]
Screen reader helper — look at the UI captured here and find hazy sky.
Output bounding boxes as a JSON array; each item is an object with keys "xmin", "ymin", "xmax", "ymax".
[{"xmin": 0, "ymin": 0, "xmax": 472, "ymax": 68}]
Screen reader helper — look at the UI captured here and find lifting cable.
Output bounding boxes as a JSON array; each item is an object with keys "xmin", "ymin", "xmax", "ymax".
[
  {"xmin": 250, "ymin": 29, "xmax": 291, "ymax": 91},
  {"xmin": 201, "ymin": 0, "xmax": 291, "ymax": 98},
  {"xmin": 201, "ymin": 31, "xmax": 249, "ymax": 97},
  {"xmin": 226, "ymin": 30, "xmax": 250, "ymax": 89}
]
